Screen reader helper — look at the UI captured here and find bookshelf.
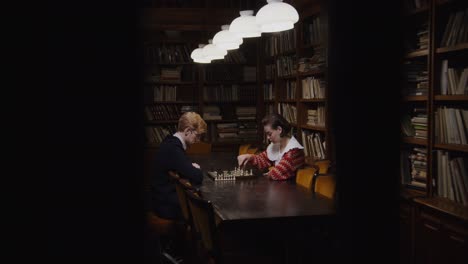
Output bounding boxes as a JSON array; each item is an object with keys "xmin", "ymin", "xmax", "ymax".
[
  {"xmin": 400, "ymin": 1, "xmax": 468, "ymax": 263},
  {"xmin": 259, "ymin": 2, "xmax": 331, "ymax": 166},
  {"xmin": 200, "ymin": 38, "xmax": 261, "ymax": 151},
  {"xmin": 142, "ymin": 25, "xmax": 262, "ymax": 152},
  {"xmin": 400, "ymin": 0, "xmax": 468, "ymax": 205}
]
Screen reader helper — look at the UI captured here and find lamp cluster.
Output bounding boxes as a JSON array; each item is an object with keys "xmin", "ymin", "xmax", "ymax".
[{"xmin": 190, "ymin": 0, "xmax": 299, "ymax": 64}]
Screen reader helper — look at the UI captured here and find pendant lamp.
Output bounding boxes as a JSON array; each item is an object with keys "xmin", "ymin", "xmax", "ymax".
[
  {"xmin": 202, "ymin": 39, "xmax": 227, "ymax": 61},
  {"xmin": 190, "ymin": 44, "xmax": 211, "ymax": 63},
  {"xmin": 229, "ymin": 10, "xmax": 261, "ymax": 38},
  {"xmin": 213, "ymin": 25, "xmax": 243, "ymax": 50},
  {"xmin": 256, "ymin": 0, "xmax": 299, "ymax": 33}
]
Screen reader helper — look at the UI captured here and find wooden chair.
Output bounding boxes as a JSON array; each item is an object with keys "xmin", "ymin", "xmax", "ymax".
[
  {"xmin": 238, "ymin": 144, "xmax": 251, "ymax": 155},
  {"xmin": 295, "ymin": 167, "xmax": 318, "ymax": 190},
  {"xmin": 147, "ymin": 212, "xmax": 182, "ymax": 264},
  {"xmin": 313, "ymin": 174, "xmax": 336, "ymax": 199},
  {"xmin": 238, "ymin": 144, "xmax": 259, "ymax": 155},
  {"xmin": 185, "ymin": 189, "xmax": 223, "ymax": 264},
  {"xmin": 296, "ymin": 160, "xmax": 332, "ymax": 191},
  {"xmin": 186, "ymin": 142, "xmax": 212, "ymax": 155}
]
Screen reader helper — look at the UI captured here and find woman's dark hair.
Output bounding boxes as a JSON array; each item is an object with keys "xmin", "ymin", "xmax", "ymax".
[{"xmin": 261, "ymin": 113, "xmax": 291, "ymax": 137}]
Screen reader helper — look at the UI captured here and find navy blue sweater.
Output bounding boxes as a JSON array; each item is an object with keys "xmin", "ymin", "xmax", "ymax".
[{"xmin": 150, "ymin": 135, "xmax": 203, "ymax": 220}]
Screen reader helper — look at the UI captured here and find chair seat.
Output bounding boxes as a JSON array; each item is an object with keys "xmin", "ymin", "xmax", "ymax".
[{"xmin": 148, "ymin": 212, "xmax": 175, "ymax": 234}]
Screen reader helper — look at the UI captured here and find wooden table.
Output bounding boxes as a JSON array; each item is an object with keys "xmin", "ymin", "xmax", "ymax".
[
  {"xmin": 188, "ymin": 152, "xmax": 337, "ymax": 263},
  {"xmin": 189, "ymin": 153, "xmax": 336, "ymax": 223}
]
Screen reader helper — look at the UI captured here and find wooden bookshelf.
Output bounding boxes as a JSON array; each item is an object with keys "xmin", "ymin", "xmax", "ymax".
[
  {"xmin": 434, "ymin": 95, "xmax": 468, "ymax": 101},
  {"xmin": 299, "ymin": 98, "xmax": 326, "ymax": 102},
  {"xmin": 259, "ymin": 3, "xmax": 331, "ymax": 161},
  {"xmin": 405, "ymin": 49, "xmax": 429, "ymax": 58},
  {"xmin": 402, "ymin": 137, "xmax": 428, "ymax": 146},
  {"xmin": 297, "ymin": 70, "xmax": 325, "ymax": 77},
  {"xmin": 145, "ymin": 120, "xmax": 179, "ymax": 125},
  {"xmin": 400, "ymin": 2, "xmax": 468, "ymax": 262},
  {"xmin": 436, "ymin": 43, "xmax": 468, "ymax": 53},
  {"xmin": 300, "ymin": 125, "xmax": 326, "ymax": 132},
  {"xmin": 152, "ymin": 101, "xmax": 197, "ymax": 104},
  {"xmin": 433, "ymin": 143, "xmax": 468, "ymax": 153},
  {"xmin": 146, "ymin": 81, "xmax": 197, "ymax": 85},
  {"xmin": 402, "ymin": 95, "xmax": 428, "ymax": 101}
]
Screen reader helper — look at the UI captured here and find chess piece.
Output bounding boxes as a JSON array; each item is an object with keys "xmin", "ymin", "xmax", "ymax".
[{"xmin": 249, "ymin": 169, "xmax": 253, "ymax": 176}]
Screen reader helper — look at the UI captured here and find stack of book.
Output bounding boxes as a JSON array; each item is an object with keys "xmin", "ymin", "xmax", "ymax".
[
  {"xmin": 217, "ymin": 123, "xmax": 239, "ymax": 142},
  {"xmin": 236, "ymin": 106, "xmax": 256, "ymax": 120},
  {"xmin": 411, "ymin": 107, "xmax": 428, "ymax": 139},
  {"xmin": 203, "ymin": 105, "xmax": 222, "ymax": 120}
]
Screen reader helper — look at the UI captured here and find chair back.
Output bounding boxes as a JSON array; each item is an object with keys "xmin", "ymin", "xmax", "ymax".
[
  {"xmin": 186, "ymin": 142, "xmax": 212, "ymax": 154},
  {"xmin": 295, "ymin": 167, "xmax": 318, "ymax": 190},
  {"xmin": 314, "ymin": 175, "xmax": 336, "ymax": 199},
  {"xmin": 175, "ymin": 178, "xmax": 193, "ymax": 223},
  {"xmin": 185, "ymin": 189, "xmax": 218, "ymax": 254},
  {"xmin": 238, "ymin": 144, "xmax": 251, "ymax": 155},
  {"xmin": 315, "ymin": 160, "xmax": 331, "ymax": 174}
]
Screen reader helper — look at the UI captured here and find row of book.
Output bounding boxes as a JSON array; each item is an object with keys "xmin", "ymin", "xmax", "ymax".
[
  {"xmin": 276, "ymin": 56, "xmax": 297, "ymax": 77},
  {"xmin": 153, "ymin": 85, "xmax": 178, "ymax": 101},
  {"xmin": 145, "ymin": 66, "xmax": 197, "ymax": 82},
  {"xmin": 440, "ymin": 8, "xmax": 468, "ymax": 48},
  {"xmin": 145, "ymin": 105, "xmax": 182, "ymax": 121},
  {"xmin": 265, "ymin": 64, "xmax": 276, "ymax": 80},
  {"xmin": 206, "ymin": 122, "xmax": 258, "ymax": 142},
  {"xmin": 434, "ymin": 107, "xmax": 468, "ymax": 145},
  {"xmin": 145, "ymin": 125, "xmax": 177, "ymax": 144},
  {"xmin": 436, "ymin": 150, "xmax": 468, "ymax": 206},
  {"xmin": 285, "ymin": 81, "xmax": 297, "ymax": 99},
  {"xmin": 440, "ymin": 60, "xmax": 468, "ymax": 95},
  {"xmin": 306, "ymin": 106, "xmax": 326, "ymax": 127},
  {"xmin": 202, "ymin": 85, "xmax": 257, "ymax": 101},
  {"xmin": 144, "ymin": 44, "xmax": 192, "ymax": 64},
  {"xmin": 403, "ymin": 60, "xmax": 428, "ymax": 96},
  {"xmin": 302, "ymin": 77, "xmax": 326, "ymax": 99},
  {"xmin": 222, "ymin": 49, "xmax": 247, "ymax": 64},
  {"xmin": 236, "ymin": 106, "xmax": 256, "ymax": 120},
  {"xmin": 242, "ymin": 66, "xmax": 257, "ymax": 82},
  {"xmin": 264, "ymin": 29, "xmax": 296, "ymax": 57},
  {"xmin": 264, "ymin": 83, "xmax": 274, "ymax": 100},
  {"xmin": 202, "ymin": 106, "xmax": 256, "ymax": 121},
  {"xmin": 401, "ymin": 147, "xmax": 428, "ymax": 190},
  {"xmin": 279, "ymin": 103, "xmax": 297, "ymax": 124},
  {"xmin": 303, "ymin": 16, "xmax": 325, "ymax": 45},
  {"xmin": 301, "ymin": 131, "xmax": 326, "ymax": 160}
]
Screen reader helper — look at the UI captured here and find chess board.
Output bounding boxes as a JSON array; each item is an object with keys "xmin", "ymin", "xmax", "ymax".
[{"xmin": 207, "ymin": 167, "xmax": 256, "ymax": 181}]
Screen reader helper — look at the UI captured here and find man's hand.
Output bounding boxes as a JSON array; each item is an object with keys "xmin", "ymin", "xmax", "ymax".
[{"xmin": 192, "ymin": 163, "xmax": 200, "ymax": 169}]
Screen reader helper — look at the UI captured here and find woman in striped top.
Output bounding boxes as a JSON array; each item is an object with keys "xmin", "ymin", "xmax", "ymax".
[{"xmin": 237, "ymin": 113, "xmax": 305, "ymax": 180}]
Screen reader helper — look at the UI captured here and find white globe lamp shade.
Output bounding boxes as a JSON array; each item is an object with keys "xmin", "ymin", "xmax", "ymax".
[
  {"xmin": 256, "ymin": 0, "xmax": 299, "ymax": 33},
  {"xmin": 229, "ymin": 10, "xmax": 261, "ymax": 38},
  {"xmin": 202, "ymin": 39, "xmax": 227, "ymax": 61},
  {"xmin": 213, "ymin": 25, "xmax": 243, "ymax": 50},
  {"xmin": 190, "ymin": 44, "xmax": 211, "ymax": 63}
]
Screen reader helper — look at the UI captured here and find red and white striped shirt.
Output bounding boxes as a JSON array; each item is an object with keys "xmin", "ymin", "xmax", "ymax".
[{"xmin": 250, "ymin": 136, "xmax": 305, "ymax": 180}]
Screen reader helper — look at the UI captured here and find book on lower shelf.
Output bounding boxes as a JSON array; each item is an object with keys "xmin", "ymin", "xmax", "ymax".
[
  {"xmin": 301, "ymin": 130, "xmax": 326, "ymax": 160},
  {"xmin": 145, "ymin": 125, "xmax": 177, "ymax": 145},
  {"xmin": 401, "ymin": 147, "xmax": 428, "ymax": 190},
  {"xmin": 434, "ymin": 107, "xmax": 468, "ymax": 145},
  {"xmin": 436, "ymin": 150, "xmax": 468, "ymax": 206}
]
